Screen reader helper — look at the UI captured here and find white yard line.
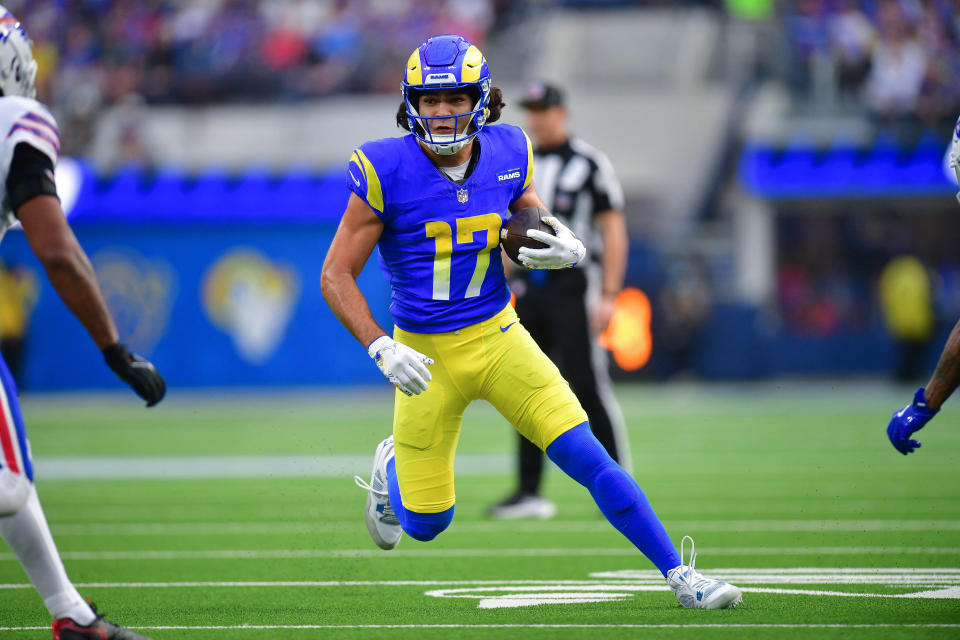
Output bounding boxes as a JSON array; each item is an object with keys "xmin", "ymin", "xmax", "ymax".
[
  {"xmin": 33, "ymin": 454, "xmax": 513, "ymax": 479},
  {"xmin": 45, "ymin": 519, "xmax": 960, "ymax": 536},
  {"xmin": 3, "ymin": 623, "xmax": 960, "ymax": 631},
  {"xmin": 3, "ymin": 568, "xmax": 960, "ymax": 590},
  {"xmin": 3, "ymin": 546, "xmax": 959, "ymax": 561},
  {"xmin": 0, "ymin": 580, "xmax": 657, "ymax": 590}
]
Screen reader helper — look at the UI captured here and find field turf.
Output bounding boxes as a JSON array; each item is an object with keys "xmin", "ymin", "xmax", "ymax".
[{"xmin": 1, "ymin": 382, "xmax": 958, "ymax": 639}]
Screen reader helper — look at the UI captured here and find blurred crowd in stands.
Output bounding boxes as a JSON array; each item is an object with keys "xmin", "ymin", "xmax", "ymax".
[
  {"xmin": 776, "ymin": 211, "xmax": 960, "ymax": 352},
  {"xmin": 20, "ymin": 1, "xmax": 958, "ymax": 137},
  {"xmin": 14, "ymin": 0, "xmax": 511, "ymax": 108},
  {"xmin": 782, "ymin": 0, "xmax": 960, "ymax": 123}
]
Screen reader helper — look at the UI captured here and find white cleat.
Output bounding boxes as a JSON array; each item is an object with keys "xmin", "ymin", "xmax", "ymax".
[
  {"xmin": 666, "ymin": 536, "xmax": 743, "ymax": 609},
  {"xmin": 353, "ymin": 436, "xmax": 402, "ymax": 550}
]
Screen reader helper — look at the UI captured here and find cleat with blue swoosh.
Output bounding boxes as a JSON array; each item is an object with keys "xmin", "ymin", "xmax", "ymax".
[{"xmin": 666, "ymin": 536, "xmax": 742, "ymax": 609}]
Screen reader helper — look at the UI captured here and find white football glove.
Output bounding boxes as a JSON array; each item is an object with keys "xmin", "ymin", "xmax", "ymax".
[
  {"xmin": 950, "ymin": 114, "xmax": 960, "ymax": 204},
  {"xmin": 518, "ymin": 216, "xmax": 586, "ymax": 270},
  {"xmin": 367, "ymin": 335, "xmax": 433, "ymax": 396}
]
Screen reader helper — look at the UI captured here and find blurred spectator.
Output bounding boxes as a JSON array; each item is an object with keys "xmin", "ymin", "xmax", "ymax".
[
  {"xmin": 9, "ymin": 0, "xmax": 503, "ymax": 154},
  {"xmin": 775, "ymin": 209, "xmax": 960, "ymax": 350},
  {"xmin": 0, "ymin": 261, "xmax": 38, "ymax": 387},
  {"xmin": 879, "ymin": 255, "xmax": 935, "ymax": 380},
  {"xmin": 87, "ymin": 94, "xmax": 158, "ymax": 171},
  {"xmin": 915, "ymin": 0, "xmax": 960, "ymax": 122},
  {"xmin": 782, "ymin": 0, "xmax": 830, "ymax": 95},
  {"xmin": 827, "ymin": 1, "xmax": 874, "ymax": 101},
  {"xmin": 781, "ymin": 0, "xmax": 960, "ymax": 123},
  {"xmin": 658, "ymin": 257, "xmax": 712, "ymax": 376},
  {"xmin": 864, "ymin": 0, "xmax": 927, "ymax": 120}
]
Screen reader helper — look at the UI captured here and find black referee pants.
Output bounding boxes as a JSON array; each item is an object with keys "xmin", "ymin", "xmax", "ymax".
[{"xmin": 513, "ymin": 270, "xmax": 628, "ymax": 495}]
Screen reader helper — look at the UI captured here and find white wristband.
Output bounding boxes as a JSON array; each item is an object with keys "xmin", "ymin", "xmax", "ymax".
[{"xmin": 367, "ymin": 335, "xmax": 391, "ymax": 359}]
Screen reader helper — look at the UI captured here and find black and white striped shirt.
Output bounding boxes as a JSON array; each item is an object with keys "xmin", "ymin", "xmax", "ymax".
[{"xmin": 532, "ymin": 136, "xmax": 624, "ymax": 267}]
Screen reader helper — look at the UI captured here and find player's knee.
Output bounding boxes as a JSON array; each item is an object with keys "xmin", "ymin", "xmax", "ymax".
[
  {"xmin": 0, "ymin": 469, "xmax": 30, "ymax": 517},
  {"xmin": 546, "ymin": 422, "xmax": 610, "ymax": 485},
  {"xmin": 402, "ymin": 506, "xmax": 454, "ymax": 541},
  {"xmin": 591, "ymin": 466, "xmax": 640, "ymax": 517}
]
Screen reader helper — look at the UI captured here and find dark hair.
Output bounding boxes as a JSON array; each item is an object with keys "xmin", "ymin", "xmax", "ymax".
[{"xmin": 396, "ymin": 86, "xmax": 505, "ymax": 131}]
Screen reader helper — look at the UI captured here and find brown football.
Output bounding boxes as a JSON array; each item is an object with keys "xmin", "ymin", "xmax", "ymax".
[{"xmin": 500, "ymin": 207, "xmax": 556, "ymax": 267}]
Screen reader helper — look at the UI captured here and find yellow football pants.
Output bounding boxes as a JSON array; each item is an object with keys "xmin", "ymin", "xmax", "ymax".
[{"xmin": 392, "ymin": 304, "xmax": 588, "ymax": 513}]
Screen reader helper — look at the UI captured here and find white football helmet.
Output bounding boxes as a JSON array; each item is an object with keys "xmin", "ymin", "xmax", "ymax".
[{"xmin": 0, "ymin": 6, "xmax": 36, "ymax": 99}]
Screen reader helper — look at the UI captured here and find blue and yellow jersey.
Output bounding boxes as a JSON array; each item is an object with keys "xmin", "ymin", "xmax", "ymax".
[{"xmin": 347, "ymin": 124, "xmax": 534, "ymax": 333}]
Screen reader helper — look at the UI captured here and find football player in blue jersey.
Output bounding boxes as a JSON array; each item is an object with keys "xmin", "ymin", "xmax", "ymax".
[{"xmin": 321, "ymin": 34, "xmax": 741, "ymax": 609}]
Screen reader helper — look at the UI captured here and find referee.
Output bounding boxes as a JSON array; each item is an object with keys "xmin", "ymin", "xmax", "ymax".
[{"xmin": 488, "ymin": 82, "xmax": 631, "ymax": 519}]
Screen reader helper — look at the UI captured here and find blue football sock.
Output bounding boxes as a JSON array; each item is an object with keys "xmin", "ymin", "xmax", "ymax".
[
  {"xmin": 386, "ymin": 457, "xmax": 454, "ymax": 542},
  {"xmin": 546, "ymin": 422, "xmax": 681, "ymax": 576}
]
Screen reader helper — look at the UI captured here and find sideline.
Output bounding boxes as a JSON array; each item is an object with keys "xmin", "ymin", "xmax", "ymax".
[{"xmin": 33, "ymin": 453, "xmax": 511, "ymax": 479}]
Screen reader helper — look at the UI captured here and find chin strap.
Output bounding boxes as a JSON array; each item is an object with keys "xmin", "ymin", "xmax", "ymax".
[{"xmin": 425, "ymin": 139, "xmax": 468, "ymax": 156}]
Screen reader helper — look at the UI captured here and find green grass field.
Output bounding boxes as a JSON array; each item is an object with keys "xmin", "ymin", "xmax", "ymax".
[{"xmin": 2, "ymin": 382, "xmax": 959, "ymax": 639}]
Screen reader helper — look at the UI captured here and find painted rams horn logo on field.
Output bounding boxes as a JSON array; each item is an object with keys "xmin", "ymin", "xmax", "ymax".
[
  {"xmin": 497, "ymin": 169, "xmax": 521, "ymax": 182},
  {"xmin": 92, "ymin": 249, "xmax": 175, "ymax": 356},
  {"xmin": 202, "ymin": 248, "xmax": 300, "ymax": 364},
  {"xmin": 424, "ymin": 568, "xmax": 960, "ymax": 609}
]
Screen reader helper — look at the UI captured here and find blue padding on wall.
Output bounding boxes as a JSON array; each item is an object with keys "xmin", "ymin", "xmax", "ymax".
[
  {"xmin": 817, "ymin": 137, "xmax": 857, "ymax": 191},
  {"xmin": 141, "ymin": 167, "xmax": 186, "ymax": 217},
  {"xmin": 183, "ymin": 167, "xmax": 231, "ymax": 218},
  {"xmin": 860, "ymin": 132, "xmax": 898, "ymax": 191},
  {"xmin": 64, "ymin": 161, "xmax": 351, "ymax": 224},
  {"xmin": 93, "ymin": 166, "xmax": 143, "ymax": 217},
  {"xmin": 775, "ymin": 134, "xmax": 818, "ymax": 193},
  {"xmin": 740, "ymin": 132, "xmax": 956, "ymax": 199},
  {"xmin": 902, "ymin": 132, "xmax": 947, "ymax": 188}
]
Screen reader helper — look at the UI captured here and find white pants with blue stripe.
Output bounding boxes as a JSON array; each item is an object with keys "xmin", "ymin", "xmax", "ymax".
[{"xmin": 0, "ymin": 353, "xmax": 32, "ymax": 515}]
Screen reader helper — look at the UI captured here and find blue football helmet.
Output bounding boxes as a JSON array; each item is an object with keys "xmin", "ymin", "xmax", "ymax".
[{"xmin": 402, "ymin": 34, "xmax": 491, "ymax": 156}]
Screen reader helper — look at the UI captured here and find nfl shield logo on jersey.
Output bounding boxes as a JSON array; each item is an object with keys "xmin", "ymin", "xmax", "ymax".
[{"xmin": 457, "ymin": 188, "xmax": 469, "ymax": 203}]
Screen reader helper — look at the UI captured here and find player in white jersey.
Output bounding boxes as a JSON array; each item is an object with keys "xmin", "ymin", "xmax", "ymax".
[
  {"xmin": 0, "ymin": 8, "xmax": 165, "ymax": 640},
  {"xmin": 884, "ymin": 115, "xmax": 960, "ymax": 454}
]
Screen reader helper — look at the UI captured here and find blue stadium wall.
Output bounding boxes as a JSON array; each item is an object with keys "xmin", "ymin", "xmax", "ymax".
[{"xmin": 1, "ymin": 162, "xmax": 394, "ymax": 389}]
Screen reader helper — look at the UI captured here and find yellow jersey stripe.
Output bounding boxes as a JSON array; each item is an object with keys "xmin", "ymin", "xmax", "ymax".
[
  {"xmin": 353, "ymin": 149, "xmax": 384, "ymax": 213},
  {"xmin": 522, "ymin": 131, "xmax": 534, "ymax": 191}
]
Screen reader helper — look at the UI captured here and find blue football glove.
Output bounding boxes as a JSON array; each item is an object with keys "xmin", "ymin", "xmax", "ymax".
[{"xmin": 886, "ymin": 387, "xmax": 938, "ymax": 455}]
